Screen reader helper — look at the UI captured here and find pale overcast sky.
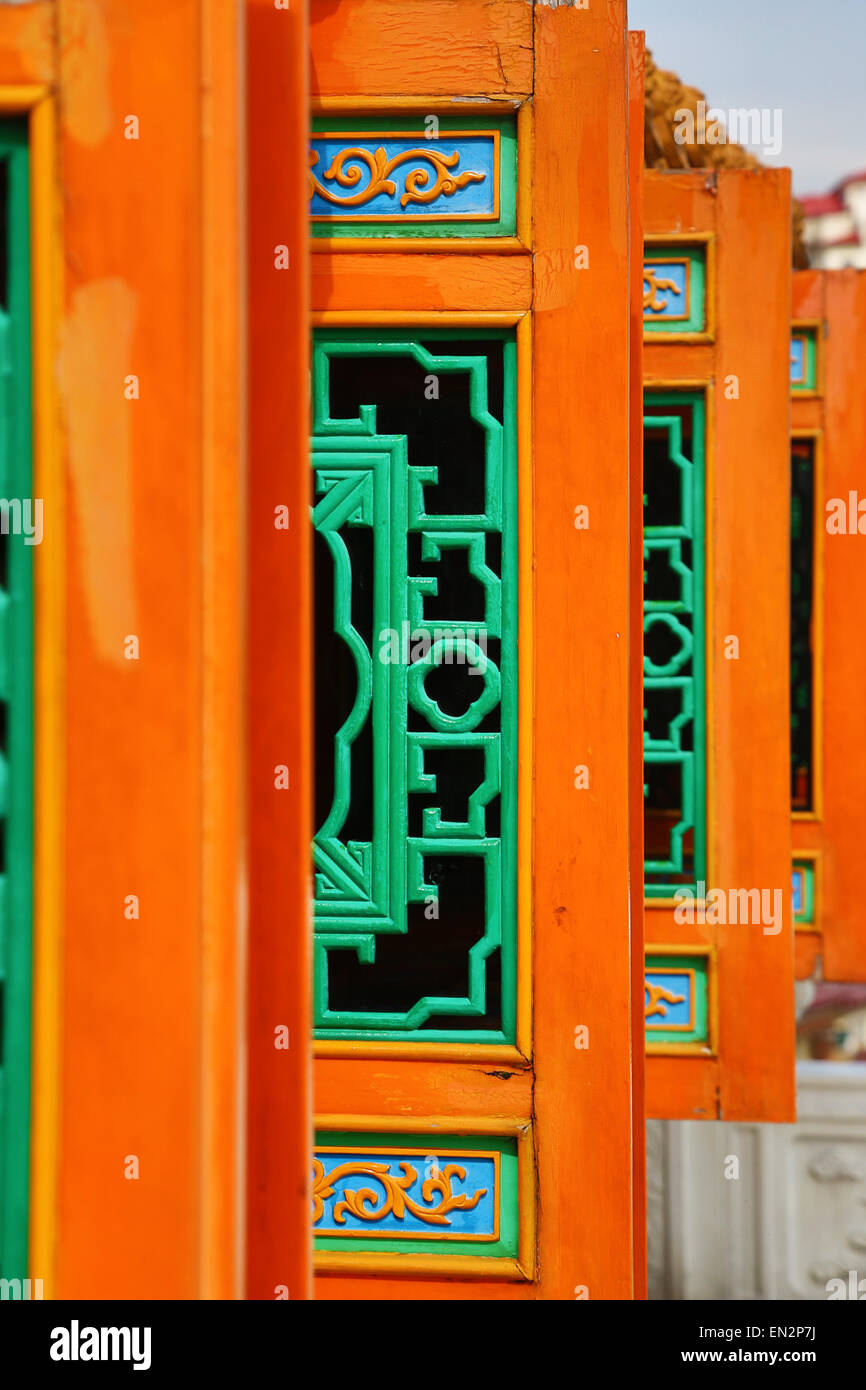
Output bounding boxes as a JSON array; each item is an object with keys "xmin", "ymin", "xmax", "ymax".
[{"xmin": 628, "ymin": 0, "xmax": 866, "ymax": 195}]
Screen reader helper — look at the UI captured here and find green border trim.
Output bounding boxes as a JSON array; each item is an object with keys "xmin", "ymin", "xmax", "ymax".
[
  {"xmin": 0, "ymin": 118, "xmax": 33, "ymax": 1283},
  {"xmin": 793, "ymin": 860, "xmax": 816, "ymax": 927}
]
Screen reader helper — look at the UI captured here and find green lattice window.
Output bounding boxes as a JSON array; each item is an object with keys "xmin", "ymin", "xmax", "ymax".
[
  {"xmin": 0, "ymin": 120, "xmax": 33, "ymax": 1281},
  {"xmin": 311, "ymin": 329, "xmax": 517, "ymax": 1042},
  {"xmin": 643, "ymin": 393, "xmax": 707, "ymax": 897},
  {"xmin": 791, "ymin": 438, "xmax": 814, "ymax": 812}
]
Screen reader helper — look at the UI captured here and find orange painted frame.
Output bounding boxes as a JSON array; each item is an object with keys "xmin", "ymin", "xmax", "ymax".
[
  {"xmin": 246, "ymin": 0, "xmax": 313, "ymax": 1300},
  {"xmin": 38, "ymin": 0, "xmax": 246, "ymax": 1297},
  {"xmin": 643, "ymin": 170, "xmax": 796, "ymax": 1122},
  {"xmin": 791, "ymin": 269, "xmax": 866, "ymax": 982},
  {"xmin": 309, "ymin": 0, "xmax": 643, "ymax": 1299}
]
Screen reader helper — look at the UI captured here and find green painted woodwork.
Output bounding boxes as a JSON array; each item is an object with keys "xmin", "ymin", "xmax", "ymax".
[
  {"xmin": 313, "ymin": 1131, "xmax": 519, "ymax": 1258},
  {"xmin": 793, "ymin": 861, "xmax": 815, "ymax": 927},
  {"xmin": 643, "ymin": 394, "xmax": 707, "ymax": 897},
  {"xmin": 791, "ymin": 328, "xmax": 817, "ymax": 393},
  {"xmin": 311, "ymin": 329, "xmax": 517, "ymax": 1041},
  {"xmin": 0, "ymin": 120, "xmax": 33, "ymax": 1283},
  {"xmin": 310, "ymin": 113, "xmax": 517, "ymax": 239}
]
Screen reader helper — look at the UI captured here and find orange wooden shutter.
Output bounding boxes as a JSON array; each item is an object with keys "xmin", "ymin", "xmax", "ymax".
[
  {"xmin": 642, "ymin": 169, "xmax": 796, "ymax": 1122},
  {"xmin": 307, "ymin": 0, "xmax": 643, "ymax": 1299},
  {"xmin": 791, "ymin": 269, "xmax": 866, "ymax": 983}
]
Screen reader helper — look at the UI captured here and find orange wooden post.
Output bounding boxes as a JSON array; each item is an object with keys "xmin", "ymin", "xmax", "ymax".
[
  {"xmin": 308, "ymin": 0, "xmax": 643, "ymax": 1298},
  {"xmin": 643, "ymin": 170, "xmax": 796, "ymax": 1122},
  {"xmin": 245, "ymin": 0, "xmax": 313, "ymax": 1301},
  {"xmin": 792, "ymin": 268, "xmax": 866, "ymax": 983},
  {"xmin": 628, "ymin": 27, "xmax": 647, "ymax": 1301},
  {"xmin": 0, "ymin": 0, "xmax": 249, "ymax": 1297}
]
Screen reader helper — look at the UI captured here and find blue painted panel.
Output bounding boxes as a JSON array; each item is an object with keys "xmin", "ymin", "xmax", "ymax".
[
  {"xmin": 310, "ymin": 135, "xmax": 496, "ymax": 219},
  {"xmin": 790, "ymin": 335, "xmax": 806, "ymax": 384},
  {"xmin": 645, "ymin": 970, "xmax": 692, "ymax": 1029},
  {"xmin": 313, "ymin": 1148, "xmax": 498, "ymax": 1237},
  {"xmin": 643, "ymin": 260, "xmax": 688, "ymax": 319}
]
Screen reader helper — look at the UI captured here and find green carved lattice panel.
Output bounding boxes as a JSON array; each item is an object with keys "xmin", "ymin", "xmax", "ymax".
[
  {"xmin": 311, "ymin": 330, "xmax": 517, "ymax": 1041},
  {"xmin": 643, "ymin": 393, "xmax": 707, "ymax": 897},
  {"xmin": 790, "ymin": 438, "xmax": 814, "ymax": 811}
]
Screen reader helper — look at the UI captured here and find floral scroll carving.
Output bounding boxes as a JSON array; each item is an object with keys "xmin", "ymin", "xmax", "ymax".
[
  {"xmin": 312, "ymin": 1158, "xmax": 487, "ymax": 1228},
  {"xmin": 309, "ymin": 145, "xmax": 486, "ymax": 211}
]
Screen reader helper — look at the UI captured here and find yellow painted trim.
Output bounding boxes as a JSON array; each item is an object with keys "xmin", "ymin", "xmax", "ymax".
[
  {"xmin": 313, "ymin": 1116, "xmax": 534, "ymax": 1281},
  {"xmin": 516, "ymin": 100, "xmax": 532, "ymax": 249},
  {"xmin": 312, "ymin": 97, "xmax": 527, "ymax": 115},
  {"xmin": 0, "ymin": 86, "xmax": 50, "ymax": 113},
  {"xmin": 642, "ymin": 233, "xmax": 716, "ymax": 344},
  {"xmin": 314, "ymin": 1041, "xmax": 529, "ymax": 1065},
  {"xmin": 311, "ymin": 237, "xmax": 526, "ymax": 254},
  {"xmin": 26, "ymin": 89, "xmax": 63, "ymax": 1300},
  {"xmin": 315, "ymin": 1251, "xmax": 524, "ymax": 1279},
  {"xmin": 311, "ymin": 309, "xmax": 526, "ymax": 328},
  {"xmin": 516, "ymin": 312, "xmax": 533, "ymax": 1062}
]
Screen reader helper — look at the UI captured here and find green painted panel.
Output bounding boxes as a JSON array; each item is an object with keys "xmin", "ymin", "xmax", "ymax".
[
  {"xmin": 311, "ymin": 329, "xmax": 517, "ymax": 1041},
  {"xmin": 0, "ymin": 119, "xmax": 33, "ymax": 1284},
  {"xmin": 643, "ymin": 393, "xmax": 707, "ymax": 897}
]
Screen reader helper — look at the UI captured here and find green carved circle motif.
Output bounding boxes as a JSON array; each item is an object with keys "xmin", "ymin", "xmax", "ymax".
[
  {"xmin": 644, "ymin": 611, "xmax": 693, "ymax": 677},
  {"xmin": 408, "ymin": 638, "xmax": 501, "ymax": 732}
]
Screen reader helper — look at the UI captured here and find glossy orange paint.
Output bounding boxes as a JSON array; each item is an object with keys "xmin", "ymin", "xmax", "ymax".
[
  {"xmin": 628, "ymin": 27, "xmax": 647, "ymax": 1301},
  {"xmin": 644, "ymin": 170, "xmax": 796, "ymax": 1122},
  {"xmin": 792, "ymin": 269, "xmax": 866, "ymax": 983},
  {"xmin": 245, "ymin": 0, "xmax": 313, "ymax": 1301},
  {"xmin": 48, "ymin": 0, "xmax": 246, "ymax": 1296},
  {"xmin": 310, "ymin": 0, "xmax": 643, "ymax": 1299}
]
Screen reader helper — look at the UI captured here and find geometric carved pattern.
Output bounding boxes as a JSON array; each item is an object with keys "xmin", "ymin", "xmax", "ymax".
[
  {"xmin": 313, "ymin": 1133, "xmax": 519, "ymax": 1258},
  {"xmin": 311, "ymin": 331, "xmax": 517, "ymax": 1040},
  {"xmin": 790, "ymin": 438, "xmax": 815, "ymax": 810},
  {"xmin": 643, "ymin": 395, "xmax": 707, "ymax": 896}
]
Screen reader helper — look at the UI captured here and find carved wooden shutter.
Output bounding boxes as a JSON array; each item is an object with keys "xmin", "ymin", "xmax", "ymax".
[
  {"xmin": 791, "ymin": 269, "xmax": 866, "ymax": 983},
  {"xmin": 307, "ymin": 0, "xmax": 643, "ymax": 1298},
  {"xmin": 642, "ymin": 170, "xmax": 796, "ymax": 1121}
]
